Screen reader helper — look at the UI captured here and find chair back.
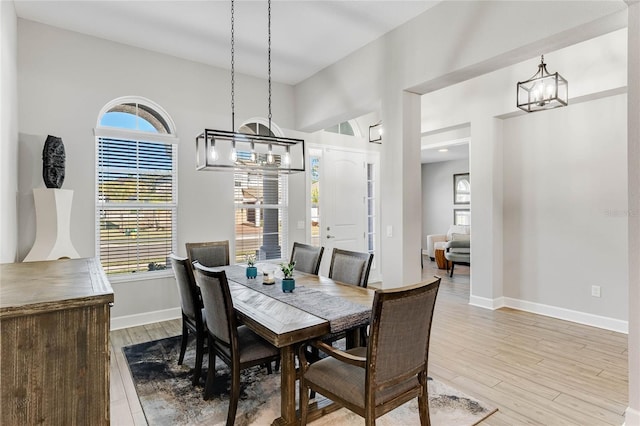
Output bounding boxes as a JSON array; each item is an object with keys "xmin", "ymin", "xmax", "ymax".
[
  {"xmin": 193, "ymin": 263, "xmax": 236, "ymax": 349},
  {"xmin": 186, "ymin": 240, "xmax": 230, "ymax": 268},
  {"xmin": 367, "ymin": 278, "xmax": 440, "ymax": 386},
  {"xmin": 328, "ymin": 248, "xmax": 373, "ymax": 287},
  {"xmin": 290, "ymin": 242, "xmax": 324, "ymax": 275},
  {"xmin": 169, "ymin": 254, "xmax": 201, "ymax": 322}
]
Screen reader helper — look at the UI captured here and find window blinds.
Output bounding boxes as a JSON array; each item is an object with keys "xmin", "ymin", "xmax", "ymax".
[{"xmin": 97, "ymin": 137, "xmax": 177, "ymax": 274}]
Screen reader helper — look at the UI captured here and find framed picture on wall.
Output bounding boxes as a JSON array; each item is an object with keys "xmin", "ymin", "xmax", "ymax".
[
  {"xmin": 454, "ymin": 209, "xmax": 470, "ymax": 226},
  {"xmin": 453, "ymin": 173, "xmax": 470, "ymax": 204}
]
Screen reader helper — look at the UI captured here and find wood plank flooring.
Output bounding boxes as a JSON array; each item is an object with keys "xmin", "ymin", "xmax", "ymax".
[{"xmin": 110, "ymin": 260, "xmax": 628, "ymax": 425}]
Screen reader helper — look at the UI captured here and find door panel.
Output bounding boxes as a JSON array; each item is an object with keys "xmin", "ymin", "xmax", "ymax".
[{"xmin": 320, "ymin": 149, "xmax": 366, "ymax": 277}]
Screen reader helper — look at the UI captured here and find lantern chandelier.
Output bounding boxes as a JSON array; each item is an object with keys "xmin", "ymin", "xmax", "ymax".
[
  {"xmin": 516, "ymin": 55, "xmax": 568, "ymax": 113},
  {"xmin": 196, "ymin": 0, "xmax": 305, "ymax": 173}
]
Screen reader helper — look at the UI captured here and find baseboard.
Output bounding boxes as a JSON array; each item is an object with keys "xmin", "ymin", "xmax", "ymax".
[
  {"xmin": 624, "ymin": 406, "xmax": 640, "ymax": 426},
  {"xmin": 110, "ymin": 307, "xmax": 181, "ymax": 331},
  {"xmin": 469, "ymin": 295, "xmax": 505, "ymax": 310},
  {"xmin": 502, "ymin": 297, "xmax": 628, "ymax": 334}
]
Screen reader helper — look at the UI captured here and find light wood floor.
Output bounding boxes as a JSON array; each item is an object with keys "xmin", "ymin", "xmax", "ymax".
[{"xmin": 110, "ymin": 260, "xmax": 628, "ymax": 425}]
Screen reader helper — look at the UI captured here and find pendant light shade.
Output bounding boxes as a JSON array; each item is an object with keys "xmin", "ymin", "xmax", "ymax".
[
  {"xmin": 517, "ymin": 55, "xmax": 568, "ymax": 113},
  {"xmin": 196, "ymin": 129, "xmax": 304, "ymax": 174}
]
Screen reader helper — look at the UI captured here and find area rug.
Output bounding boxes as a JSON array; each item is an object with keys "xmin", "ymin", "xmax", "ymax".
[{"xmin": 123, "ymin": 336, "xmax": 497, "ymax": 425}]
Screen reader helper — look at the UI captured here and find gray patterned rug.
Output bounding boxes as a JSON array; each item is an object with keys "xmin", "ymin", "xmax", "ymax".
[{"xmin": 123, "ymin": 336, "xmax": 497, "ymax": 425}]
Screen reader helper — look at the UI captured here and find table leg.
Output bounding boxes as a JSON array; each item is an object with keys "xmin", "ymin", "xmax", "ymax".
[{"xmin": 272, "ymin": 345, "xmax": 297, "ymax": 426}]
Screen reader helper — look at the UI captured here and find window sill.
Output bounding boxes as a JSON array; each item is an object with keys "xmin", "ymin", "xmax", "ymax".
[{"xmin": 107, "ymin": 269, "xmax": 174, "ymax": 284}]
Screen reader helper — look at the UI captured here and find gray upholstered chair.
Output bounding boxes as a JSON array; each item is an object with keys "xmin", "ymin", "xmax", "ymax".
[
  {"xmin": 444, "ymin": 239, "xmax": 470, "ymax": 277},
  {"xmin": 193, "ymin": 262, "xmax": 280, "ymax": 425},
  {"xmin": 328, "ymin": 248, "xmax": 373, "ymax": 288},
  {"xmin": 290, "ymin": 242, "xmax": 324, "ymax": 275},
  {"xmin": 298, "ymin": 277, "xmax": 441, "ymax": 426},
  {"xmin": 169, "ymin": 254, "xmax": 207, "ymax": 386},
  {"xmin": 186, "ymin": 240, "xmax": 230, "ymax": 268}
]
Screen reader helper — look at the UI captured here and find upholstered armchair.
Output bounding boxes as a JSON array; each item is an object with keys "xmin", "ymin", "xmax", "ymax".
[
  {"xmin": 444, "ymin": 238, "xmax": 470, "ymax": 277},
  {"xmin": 425, "ymin": 225, "xmax": 470, "ymax": 260}
]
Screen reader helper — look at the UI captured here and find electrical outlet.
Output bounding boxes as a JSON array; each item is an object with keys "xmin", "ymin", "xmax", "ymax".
[{"xmin": 591, "ymin": 285, "xmax": 601, "ymax": 298}]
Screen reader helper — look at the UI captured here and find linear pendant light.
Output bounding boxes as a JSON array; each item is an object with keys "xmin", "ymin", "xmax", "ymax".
[{"xmin": 196, "ymin": 0, "xmax": 305, "ymax": 174}]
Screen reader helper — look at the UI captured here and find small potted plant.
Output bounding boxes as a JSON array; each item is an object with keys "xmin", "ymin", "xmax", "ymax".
[
  {"xmin": 280, "ymin": 260, "xmax": 296, "ymax": 292},
  {"xmin": 245, "ymin": 254, "xmax": 258, "ymax": 279}
]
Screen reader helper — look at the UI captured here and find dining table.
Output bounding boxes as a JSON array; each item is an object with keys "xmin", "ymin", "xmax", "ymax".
[{"xmin": 217, "ymin": 264, "xmax": 375, "ymax": 426}]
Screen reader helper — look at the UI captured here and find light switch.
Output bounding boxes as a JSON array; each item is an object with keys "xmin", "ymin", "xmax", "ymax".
[
  {"xmin": 386, "ymin": 225, "xmax": 393, "ymax": 237},
  {"xmin": 297, "ymin": 220, "xmax": 305, "ymax": 230}
]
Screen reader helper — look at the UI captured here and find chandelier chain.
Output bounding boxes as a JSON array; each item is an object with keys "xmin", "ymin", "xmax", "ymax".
[
  {"xmin": 268, "ymin": 0, "xmax": 272, "ymax": 132},
  {"xmin": 231, "ymin": 0, "xmax": 235, "ymax": 131}
]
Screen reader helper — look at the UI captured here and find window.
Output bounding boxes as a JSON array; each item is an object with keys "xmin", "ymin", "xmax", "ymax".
[
  {"xmin": 234, "ymin": 122, "xmax": 288, "ymax": 263},
  {"xmin": 310, "ymin": 153, "xmax": 321, "ymax": 247},
  {"xmin": 366, "ymin": 162, "xmax": 376, "ymax": 261},
  {"xmin": 95, "ymin": 98, "xmax": 177, "ymax": 275},
  {"xmin": 324, "ymin": 120, "xmax": 359, "ymax": 137}
]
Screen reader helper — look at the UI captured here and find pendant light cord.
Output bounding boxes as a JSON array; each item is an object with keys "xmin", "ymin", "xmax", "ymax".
[
  {"xmin": 268, "ymin": 0, "xmax": 272, "ymax": 133},
  {"xmin": 231, "ymin": 0, "xmax": 235, "ymax": 131}
]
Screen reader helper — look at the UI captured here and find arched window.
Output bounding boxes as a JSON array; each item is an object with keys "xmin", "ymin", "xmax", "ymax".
[
  {"xmin": 233, "ymin": 120, "xmax": 289, "ymax": 263},
  {"xmin": 95, "ymin": 97, "xmax": 178, "ymax": 276},
  {"xmin": 324, "ymin": 120, "xmax": 361, "ymax": 137}
]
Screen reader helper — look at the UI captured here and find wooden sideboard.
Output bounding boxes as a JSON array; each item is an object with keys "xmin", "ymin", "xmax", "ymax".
[{"xmin": 0, "ymin": 258, "xmax": 114, "ymax": 425}]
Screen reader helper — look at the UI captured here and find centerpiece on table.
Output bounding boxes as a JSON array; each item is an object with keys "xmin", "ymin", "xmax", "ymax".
[
  {"xmin": 245, "ymin": 254, "xmax": 258, "ymax": 279},
  {"xmin": 280, "ymin": 261, "xmax": 296, "ymax": 292}
]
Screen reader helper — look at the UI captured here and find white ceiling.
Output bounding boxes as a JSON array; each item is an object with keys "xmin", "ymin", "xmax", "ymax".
[
  {"xmin": 14, "ymin": 0, "xmax": 440, "ymax": 85},
  {"xmin": 421, "ymin": 142, "xmax": 469, "ymax": 164}
]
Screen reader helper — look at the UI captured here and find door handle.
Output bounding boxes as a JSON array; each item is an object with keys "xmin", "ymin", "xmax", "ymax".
[{"xmin": 327, "ymin": 235, "xmax": 335, "ymax": 239}]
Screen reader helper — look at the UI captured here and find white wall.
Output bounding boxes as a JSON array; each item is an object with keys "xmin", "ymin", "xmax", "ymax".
[
  {"xmin": 294, "ymin": 0, "xmax": 627, "ymax": 288},
  {"xmin": 17, "ymin": 20, "xmax": 300, "ymax": 324},
  {"xmin": 420, "ymin": 29, "xmax": 628, "ymax": 320},
  {"xmin": 626, "ymin": 2, "xmax": 640, "ymax": 423},
  {"xmin": 503, "ymin": 94, "xmax": 628, "ymax": 324},
  {"xmin": 0, "ymin": 1, "xmax": 18, "ymax": 263},
  {"xmin": 421, "ymin": 159, "xmax": 470, "ymax": 242}
]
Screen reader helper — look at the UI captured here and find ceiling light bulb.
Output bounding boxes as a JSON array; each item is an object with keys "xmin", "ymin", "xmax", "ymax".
[
  {"xmin": 267, "ymin": 144, "xmax": 274, "ymax": 164},
  {"xmin": 210, "ymin": 141, "xmax": 218, "ymax": 161},
  {"xmin": 230, "ymin": 141, "xmax": 238, "ymax": 162},
  {"xmin": 438, "ymin": 148, "xmax": 449, "ymax": 153},
  {"xmin": 283, "ymin": 147, "xmax": 291, "ymax": 166}
]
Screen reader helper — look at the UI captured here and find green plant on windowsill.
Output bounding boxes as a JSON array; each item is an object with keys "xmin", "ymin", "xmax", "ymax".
[{"xmin": 246, "ymin": 254, "xmax": 256, "ymax": 267}]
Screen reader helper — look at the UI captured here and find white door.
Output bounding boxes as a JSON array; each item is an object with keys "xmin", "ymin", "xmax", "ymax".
[{"xmin": 319, "ymin": 148, "xmax": 367, "ymax": 277}]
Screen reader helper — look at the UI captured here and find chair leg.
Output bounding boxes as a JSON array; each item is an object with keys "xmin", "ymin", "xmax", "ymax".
[
  {"xmin": 178, "ymin": 321, "xmax": 188, "ymax": 365},
  {"xmin": 449, "ymin": 262, "xmax": 454, "ymax": 277},
  {"xmin": 418, "ymin": 374, "xmax": 431, "ymax": 426},
  {"xmin": 193, "ymin": 331, "xmax": 205, "ymax": 386},
  {"xmin": 227, "ymin": 366, "xmax": 241, "ymax": 426},
  {"xmin": 299, "ymin": 382, "xmax": 310, "ymax": 426},
  {"xmin": 266, "ymin": 362, "xmax": 273, "ymax": 374},
  {"xmin": 203, "ymin": 346, "xmax": 216, "ymax": 400},
  {"xmin": 275, "ymin": 359, "xmax": 280, "ymax": 372}
]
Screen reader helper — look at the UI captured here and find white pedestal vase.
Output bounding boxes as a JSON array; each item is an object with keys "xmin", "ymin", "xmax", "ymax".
[{"xmin": 24, "ymin": 188, "xmax": 80, "ymax": 262}]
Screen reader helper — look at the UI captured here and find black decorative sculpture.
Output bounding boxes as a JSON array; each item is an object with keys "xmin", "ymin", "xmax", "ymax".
[{"xmin": 42, "ymin": 135, "xmax": 65, "ymax": 188}]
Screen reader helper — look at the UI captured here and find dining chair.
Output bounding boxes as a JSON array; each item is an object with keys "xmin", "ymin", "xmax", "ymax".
[
  {"xmin": 290, "ymin": 242, "xmax": 324, "ymax": 275},
  {"xmin": 298, "ymin": 277, "xmax": 441, "ymax": 426},
  {"xmin": 169, "ymin": 254, "xmax": 207, "ymax": 386},
  {"xmin": 328, "ymin": 248, "xmax": 374, "ymax": 288},
  {"xmin": 186, "ymin": 240, "xmax": 230, "ymax": 268},
  {"xmin": 193, "ymin": 262, "xmax": 281, "ymax": 425}
]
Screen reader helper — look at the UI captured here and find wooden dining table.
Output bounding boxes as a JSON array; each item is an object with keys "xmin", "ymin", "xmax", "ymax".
[{"xmin": 218, "ymin": 264, "xmax": 375, "ymax": 426}]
